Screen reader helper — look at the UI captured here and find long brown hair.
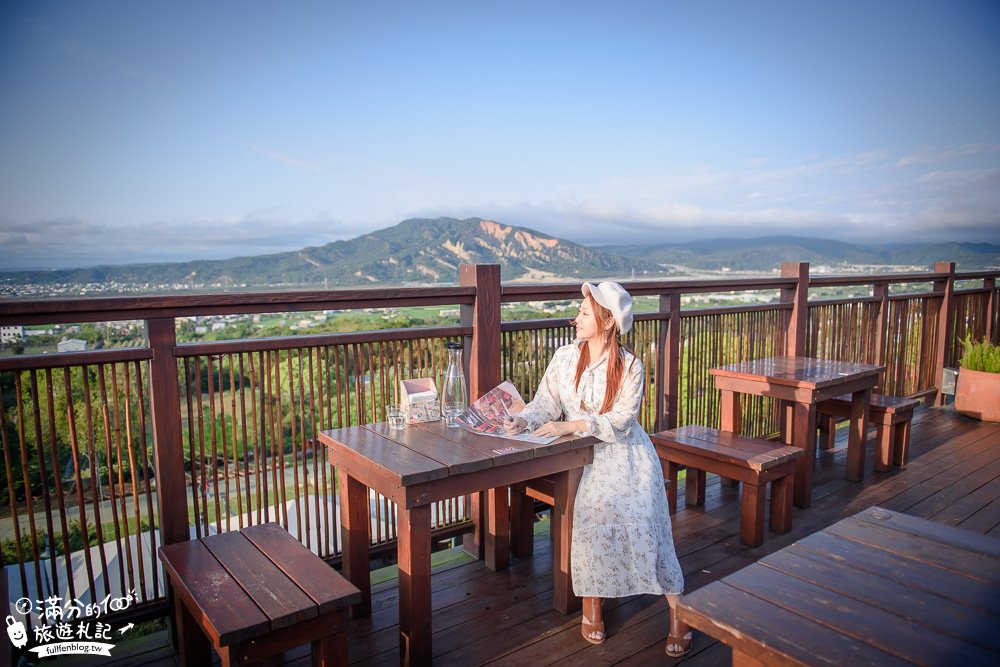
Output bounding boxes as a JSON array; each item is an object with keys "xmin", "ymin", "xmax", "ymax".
[{"xmin": 574, "ymin": 296, "xmax": 627, "ymax": 414}]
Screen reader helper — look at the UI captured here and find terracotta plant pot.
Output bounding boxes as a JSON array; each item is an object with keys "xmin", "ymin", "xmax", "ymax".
[{"xmin": 954, "ymin": 368, "xmax": 1000, "ymax": 422}]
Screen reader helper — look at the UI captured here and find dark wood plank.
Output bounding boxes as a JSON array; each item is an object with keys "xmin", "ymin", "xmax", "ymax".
[
  {"xmin": 793, "ymin": 531, "xmax": 1000, "ymax": 615},
  {"xmin": 242, "ymin": 522, "xmax": 362, "ymax": 613},
  {"xmin": 824, "ymin": 516, "xmax": 1000, "ymax": 584},
  {"xmin": 759, "ymin": 545, "xmax": 1000, "ymax": 652},
  {"xmin": 852, "ymin": 506, "xmax": 1000, "ymax": 557},
  {"xmin": 825, "ymin": 393, "xmax": 920, "ymax": 411},
  {"xmin": 367, "ymin": 422, "xmax": 495, "ymax": 475},
  {"xmin": 201, "ymin": 530, "xmax": 318, "ymax": 630},
  {"xmin": 710, "ymin": 356, "xmax": 883, "ymax": 390},
  {"xmin": 677, "ymin": 580, "xmax": 911, "ymax": 667},
  {"xmin": 412, "ymin": 420, "xmax": 534, "ymax": 465},
  {"xmin": 158, "ymin": 540, "xmax": 270, "ymax": 646},
  {"xmin": 959, "ymin": 496, "xmax": 1000, "ymax": 534},
  {"xmin": 723, "ymin": 562, "xmax": 999, "ymax": 665},
  {"xmin": 933, "ymin": 476, "xmax": 1000, "ymax": 527},
  {"xmin": 669, "ymin": 425, "xmax": 802, "ymax": 466},
  {"xmin": 320, "ymin": 427, "xmax": 447, "ymax": 486},
  {"xmin": 651, "ymin": 428, "xmax": 799, "ymax": 471}
]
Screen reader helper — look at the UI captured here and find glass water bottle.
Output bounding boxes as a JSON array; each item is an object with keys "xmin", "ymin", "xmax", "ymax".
[{"xmin": 441, "ymin": 341, "xmax": 468, "ymax": 427}]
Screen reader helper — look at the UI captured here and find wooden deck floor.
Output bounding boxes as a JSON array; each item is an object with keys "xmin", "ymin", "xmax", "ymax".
[{"xmin": 104, "ymin": 405, "xmax": 1000, "ymax": 666}]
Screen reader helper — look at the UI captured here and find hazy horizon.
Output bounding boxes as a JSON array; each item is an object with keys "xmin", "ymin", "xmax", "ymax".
[
  {"xmin": 2, "ymin": 1, "xmax": 999, "ymax": 270},
  {"xmin": 1, "ymin": 217, "xmax": 997, "ymax": 274}
]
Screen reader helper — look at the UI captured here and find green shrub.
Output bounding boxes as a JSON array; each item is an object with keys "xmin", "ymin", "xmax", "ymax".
[{"xmin": 960, "ymin": 336, "xmax": 1000, "ymax": 373}]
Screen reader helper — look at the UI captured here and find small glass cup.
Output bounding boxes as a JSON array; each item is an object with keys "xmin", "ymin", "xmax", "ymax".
[
  {"xmin": 386, "ymin": 404, "xmax": 406, "ymax": 430},
  {"xmin": 442, "ymin": 401, "xmax": 464, "ymax": 428}
]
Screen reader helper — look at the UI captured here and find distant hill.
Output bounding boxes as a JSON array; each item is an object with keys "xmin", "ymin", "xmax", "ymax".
[
  {"xmin": 1, "ymin": 217, "xmax": 663, "ymax": 290},
  {"xmin": 3, "ymin": 223, "xmax": 997, "ymax": 296},
  {"xmin": 594, "ymin": 236, "xmax": 1000, "ymax": 271}
]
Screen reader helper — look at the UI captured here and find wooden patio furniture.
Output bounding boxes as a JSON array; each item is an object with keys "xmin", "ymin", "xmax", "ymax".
[
  {"xmin": 818, "ymin": 393, "xmax": 920, "ymax": 470},
  {"xmin": 158, "ymin": 522, "xmax": 360, "ymax": 667},
  {"xmin": 710, "ymin": 356, "xmax": 885, "ymax": 507},
  {"xmin": 651, "ymin": 425, "xmax": 802, "ymax": 547},
  {"xmin": 677, "ymin": 506, "xmax": 1000, "ymax": 666}
]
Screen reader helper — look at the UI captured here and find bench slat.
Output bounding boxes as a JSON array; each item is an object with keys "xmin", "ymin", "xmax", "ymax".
[
  {"xmin": 159, "ymin": 539, "xmax": 270, "ymax": 646},
  {"xmin": 202, "ymin": 530, "xmax": 318, "ymax": 631},
  {"xmin": 652, "ymin": 426, "xmax": 801, "ymax": 471},
  {"xmin": 243, "ymin": 523, "xmax": 361, "ymax": 614},
  {"xmin": 677, "ymin": 580, "xmax": 911, "ymax": 667},
  {"xmin": 724, "ymin": 563, "xmax": 999, "ymax": 665},
  {"xmin": 824, "ymin": 394, "xmax": 919, "ymax": 413}
]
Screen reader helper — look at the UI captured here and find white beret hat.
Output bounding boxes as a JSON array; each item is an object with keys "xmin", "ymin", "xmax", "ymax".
[{"xmin": 581, "ymin": 281, "xmax": 633, "ymax": 334}]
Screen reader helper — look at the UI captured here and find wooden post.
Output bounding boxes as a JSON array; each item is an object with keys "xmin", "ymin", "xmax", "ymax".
[
  {"xmin": 932, "ymin": 261, "xmax": 956, "ymax": 406},
  {"xmin": 985, "ymin": 276, "xmax": 996, "ymax": 344},
  {"xmin": 781, "ymin": 262, "xmax": 809, "ymax": 357},
  {"xmin": 459, "ymin": 263, "xmax": 501, "ymax": 400},
  {"xmin": 659, "ymin": 293, "xmax": 681, "ymax": 431},
  {"xmin": 873, "ymin": 282, "xmax": 889, "ymax": 392},
  {"xmin": 146, "ymin": 318, "xmax": 189, "ymax": 547},
  {"xmin": 459, "ymin": 264, "xmax": 502, "ymax": 560}
]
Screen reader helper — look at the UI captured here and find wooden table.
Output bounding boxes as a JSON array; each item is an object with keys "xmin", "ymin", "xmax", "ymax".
[
  {"xmin": 710, "ymin": 356, "xmax": 884, "ymax": 507},
  {"xmin": 318, "ymin": 420, "xmax": 595, "ymax": 666},
  {"xmin": 677, "ymin": 506, "xmax": 1000, "ymax": 666},
  {"xmin": 158, "ymin": 522, "xmax": 361, "ymax": 667}
]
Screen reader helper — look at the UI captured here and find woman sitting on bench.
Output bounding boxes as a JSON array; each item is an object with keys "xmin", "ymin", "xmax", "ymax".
[{"xmin": 504, "ymin": 281, "xmax": 691, "ymax": 658}]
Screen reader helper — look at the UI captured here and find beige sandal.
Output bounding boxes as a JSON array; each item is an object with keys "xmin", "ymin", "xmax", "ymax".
[
  {"xmin": 580, "ymin": 597, "xmax": 605, "ymax": 645},
  {"xmin": 665, "ymin": 609, "xmax": 692, "ymax": 657}
]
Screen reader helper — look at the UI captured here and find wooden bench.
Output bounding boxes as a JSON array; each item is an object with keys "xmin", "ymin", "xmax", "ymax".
[
  {"xmin": 650, "ymin": 426, "xmax": 803, "ymax": 547},
  {"xmin": 158, "ymin": 522, "xmax": 361, "ymax": 667},
  {"xmin": 818, "ymin": 393, "xmax": 919, "ymax": 471}
]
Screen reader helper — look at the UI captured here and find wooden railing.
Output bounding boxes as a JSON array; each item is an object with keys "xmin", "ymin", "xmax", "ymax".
[{"xmin": 1, "ymin": 262, "xmax": 997, "ymax": 624}]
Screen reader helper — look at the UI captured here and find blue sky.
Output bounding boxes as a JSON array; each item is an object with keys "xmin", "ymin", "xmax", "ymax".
[{"xmin": 1, "ymin": 1, "xmax": 998, "ymax": 270}]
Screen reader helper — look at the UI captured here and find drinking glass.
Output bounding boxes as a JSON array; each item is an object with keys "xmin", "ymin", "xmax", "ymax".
[
  {"xmin": 386, "ymin": 404, "xmax": 406, "ymax": 430},
  {"xmin": 441, "ymin": 401, "xmax": 465, "ymax": 428}
]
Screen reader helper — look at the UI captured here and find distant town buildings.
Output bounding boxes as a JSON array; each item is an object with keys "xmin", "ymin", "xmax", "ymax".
[
  {"xmin": 1, "ymin": 325, "xmax": 25, "ymax": 343},
  {"xmin": 57, "ymin": 338, "xmax": 87, "ymax": 352}
]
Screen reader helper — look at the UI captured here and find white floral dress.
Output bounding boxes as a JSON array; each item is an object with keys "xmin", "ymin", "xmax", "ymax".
[{"xmin": 519, "ymin": 342, "xmax": 684, "ymax": 597}]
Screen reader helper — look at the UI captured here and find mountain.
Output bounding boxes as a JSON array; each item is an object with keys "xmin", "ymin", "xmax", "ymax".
[
  {"xmin": 595, "ymin": 236, "xmax": 1000, "ymax": 271},
  {"xmin": 4, "ymin": 222, "xmax": 997, "ymax": 296},
  {"xmin": 1, "ymin": 218, "xmax": 664, "ymax": 290}
]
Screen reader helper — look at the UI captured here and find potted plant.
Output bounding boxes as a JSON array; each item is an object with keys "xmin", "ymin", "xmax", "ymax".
[{"xmin": 954, "ymin": 336, "xmax": 1000, "ymax": 422}]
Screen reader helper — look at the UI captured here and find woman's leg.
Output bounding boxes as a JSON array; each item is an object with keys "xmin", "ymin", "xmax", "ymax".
[
  {"xmin": 665, "ymin": 594, "xmax": 692, "ymax": 657},
  {"xmin": 581, "ymin": 596, "xmax": 605, "ymax": 644}
]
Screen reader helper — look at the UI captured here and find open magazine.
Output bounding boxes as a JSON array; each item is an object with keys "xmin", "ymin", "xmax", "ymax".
[{"xmin": 455, "ymin": 380, "xmax": 559, "ymax": 445}]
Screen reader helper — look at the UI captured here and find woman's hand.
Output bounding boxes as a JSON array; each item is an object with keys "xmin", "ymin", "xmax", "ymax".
[
  {"xmin": 534, "ymin": 420, "xmax": 586, "ymax": 438},
  {"xmin": 503, "ymin": 415, "xmax": 528, "ymax": 435}
]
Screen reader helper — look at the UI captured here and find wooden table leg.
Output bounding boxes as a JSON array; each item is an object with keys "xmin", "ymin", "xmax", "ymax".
[
  {"xmin": 739, "ymin": 481, "xmax": 766, "ymax": 547},
  {"xmin": 509, "ymin": 483, "xmax": 534, "ymax": 557},
  {"xmin": 846, "ymin": 388, "xmax": 872, "ymax": 481},
  {"xmin": 485, "ymin": 486, "xmax": 510, "ymax": 571},
  {"xmin": 462, "ymin": 491, "xmax": 486, "ymax": 560},
  {"xmin": 397, "ymin": 504, "xmax": 432, "ymax": 667},
  {"xmin": 551, "ymin": 467, "xmax": 582, "ymax": 614},
  {"xmin": 685, "ymin": 468, "xmax": 706, "ymax": 506},
  {"xmin": 719, "ymin": 389, "xmax": 742, "ymax": 487},
  {"xmin": 788, "ymin": 402, "xmax": 816, "ymax": 508},
  {"xmin": 174, "ymin": 593, "xmax": 211, "ymax": 667},
  {"xmin": 893, "ymin": 417, "xmax": 911, "ymax": 466},
  {"xmin": 312, "ymin": 631, "xmax": 347, "ymax": 667},
  {"xmin": 339, "ymin": 472, "xmax": 372, "ymax": 617},
  {"xmin": 769, "ymin": 473, "xmax": 794, "ymax": 534},
  {"xmin": 719, "ymin": 389, "xmax": 742, "ymax": 434}
]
